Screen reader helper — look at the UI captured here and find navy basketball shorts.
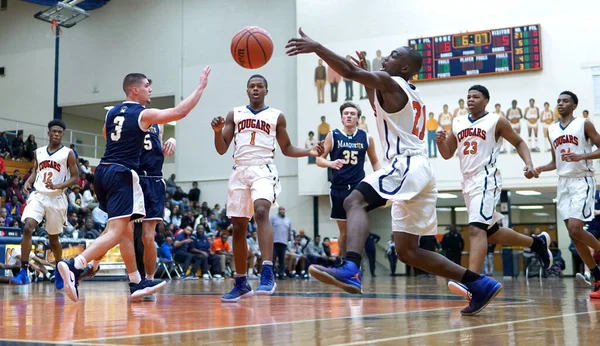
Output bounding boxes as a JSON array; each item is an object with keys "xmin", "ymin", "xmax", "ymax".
[
  {"xmin": 95, "ymin": 163, "xmax": 145, "ymax": 222},
  {"xmin": 138, "ymin": 176, "xmax": 166, "ymax": 221},
  {"xmin": 329, "ymin": 185, "xmax": 356, "ymax": 220}
]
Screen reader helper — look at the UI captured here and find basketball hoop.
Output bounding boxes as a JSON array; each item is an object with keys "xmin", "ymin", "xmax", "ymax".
[{"xmin": 34, "ymin": 0, "xmax": 90, "ymax": 29}]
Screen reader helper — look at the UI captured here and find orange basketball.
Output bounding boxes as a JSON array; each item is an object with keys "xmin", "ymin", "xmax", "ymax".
[{"xmin": 231, "ymin": 26, "xmax": 273, "ymax": 69}]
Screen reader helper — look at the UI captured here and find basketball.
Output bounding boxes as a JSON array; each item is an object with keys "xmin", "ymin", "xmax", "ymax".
[{"xmin": 230, "ymin": 26, "xmax": 273, "ymax": 69}]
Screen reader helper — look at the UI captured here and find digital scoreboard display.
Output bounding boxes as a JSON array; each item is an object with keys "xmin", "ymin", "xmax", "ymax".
[{"xmin": 408, "ymin": 24, "xmax": 542, "ymax": 82}]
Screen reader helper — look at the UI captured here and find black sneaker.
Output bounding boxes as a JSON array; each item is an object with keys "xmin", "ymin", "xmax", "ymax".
[
  {"xmin": 130, "ymin": 278, "xmax": 167, "ymax": 301},
  {"xmin": 533, "ymin": 232, "xmax": 553, "ymax": 269},
  {"xmin": 57, "ymin": 259, "xmax": 83, "ymax": 302},
  {"xmin": 78, "ymin": 264, "xmax": 101, "ymax": 283}
]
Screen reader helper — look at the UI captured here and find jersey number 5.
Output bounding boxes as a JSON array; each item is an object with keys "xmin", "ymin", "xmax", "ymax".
[
  {"xmin": 411, "ymin": 101, "xmax": 426, "ymax": 140},
  {"xmin": 111, "ymin": 116, "xmax": 125, "ymax": 141},
  {"xmin": 144, "ymin": 134, "xmax": 152, "ymax": 150}
]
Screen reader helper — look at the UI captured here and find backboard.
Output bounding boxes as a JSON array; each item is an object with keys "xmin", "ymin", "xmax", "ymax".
[{"xmin": 34, "ymin": 1, "xmax": 89, "ymax": 29}]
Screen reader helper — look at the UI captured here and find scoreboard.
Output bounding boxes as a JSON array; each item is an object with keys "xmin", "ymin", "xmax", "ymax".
[{"xmin": 408, "ymin": 24, "xmax": 542, "ymax": 82}]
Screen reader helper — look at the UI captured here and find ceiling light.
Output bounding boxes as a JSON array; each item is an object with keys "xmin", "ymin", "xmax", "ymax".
[
  {"xmin": 533, "ymin": 212, "xmax": 550, "ymax": 216},
  {"xmin": 103, "ymin": 106, "xmax": 114, "ymax": 111},
  {"xmin": 518, "ymin": 205, "xmax": 544, "ymax": 210},
  {"xmin": 455, "ymin": 207, "xmax": 467, "ymax": 212},
  {"xmin": 438, "ymin": 193, "xmax": 458, "ymax": 199},
  {"xmin": 515, "ymin": 190, "xmax": 542, "ymax": 196}
]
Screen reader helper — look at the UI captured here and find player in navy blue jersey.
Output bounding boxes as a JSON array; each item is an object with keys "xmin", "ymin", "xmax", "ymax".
[
  {"xmin": 316, "ymin": 102, "xmax": 380, "ymax": 257},
  {"xmin": 58, "ymin": 66, "xmax": 211, "ymax": 302}
]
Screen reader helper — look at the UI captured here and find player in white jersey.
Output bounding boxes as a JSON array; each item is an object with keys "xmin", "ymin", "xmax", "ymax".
[
  {"xmin": 287, "ymin": 28, "xmax": 502, "ymax": 316},
  {"xmin": 9, "ymin": 120, "xmax": 79, "ymax": 289},
  {"xmin": 536, "ymin": 91, "xmax": 600, "ymax": 299},
  {"xmin": 454, "ymin": 99, "xmax": 469, "ymax": 118},
  {"xmin": 436, "ymin": 85, "xmax": 552, "ymax": 304},
  {"xmin": 438, "ymin": 104, "xmax": 453, "ymax": 132},
  {"xmin": 506, "ymin": 100, "xmax": 523, "ymax": 150},
  {"xmin": 492, "ymin": 103, "xmax": 508, "ymax": 153},
  {"xmin": 212, "ymin": 74, "xmax": 323, "ymax": 302},
  {"xmin": 541, "ymin": 101, "xmax": 555, "ymax": 151},
  {"xmin": 524, "ymin": 98, "xmax": 540, "ymax": 151}
]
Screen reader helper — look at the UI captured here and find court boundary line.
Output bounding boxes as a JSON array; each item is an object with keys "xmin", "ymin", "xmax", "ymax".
[{"xmin": 331, "ymin": 310, "xmax": 600, "ymax": 345}]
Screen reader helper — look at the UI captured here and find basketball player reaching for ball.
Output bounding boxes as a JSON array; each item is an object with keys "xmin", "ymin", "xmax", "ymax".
[
  {"xmin": 316, "ymin": 102, "xmax": 380, "ymax": 257},
  {"xmin": 58, "ymin": 66, "xmax": 211, "ymax": 302},
  {"xmin": 212, "ymin": 74, "xmax": 324, "ymax": 302},
  {"xmin": 524, "ymin": 98, "xmax": 540, "ymax": 152},
  {"xmin": 9, "ymin": 120, "xmax": 79, "ymax": 289},
  {"xmin": 436, "ymin": 85, "xmax": 552, "ymax": 304},
  {"xmin": 286, "ymin": 28, "xmax": 502, "ymax": 316},
  {"xmin": 536, "ymin": 91, "xmax": 600, "ymax": 299},
  {"xmin": 541, "ymin": 102, "xmax": 555, "ymax": 151},
  {"xmin": 438, "ymin": 104, "xmax": 453, "ymax": 132}
]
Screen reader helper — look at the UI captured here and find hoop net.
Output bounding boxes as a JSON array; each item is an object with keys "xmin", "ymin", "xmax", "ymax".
[{"xmin": 50, "ymin": 20, "xmax": 63, "ymax": 38}]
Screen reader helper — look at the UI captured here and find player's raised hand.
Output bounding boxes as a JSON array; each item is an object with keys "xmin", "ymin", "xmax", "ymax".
[
  {"xmin": 435, "ymin": 130, "xmax": 447, "ymax": 143},
  {"xmin": 163, "ymin": 138, "xmax": 176, "ymax": 157},
  {"xmin": 211, "ymin": 116, "xmax": 225, "ymax": 133},
  {"xmin": 523, "ymin": 165, "xmax": 538, "ymax": 179},
  {"xmin": 329, "ymin": 159, "xmax": 345, "ymax": 170},
  {"xmin": 198, "ymin": 66, "xmax": 211, "ymax": 90},
  {"xmin": 285, "ymin": 28, "xmax": 319, "ymax": 56},
  {"xmin": 350, "ymin": 51, "xmax": 368, "ymax": 70},
  {"xmin": 309, "ymin": 141, "xmax": 325, "ymax": 157}
]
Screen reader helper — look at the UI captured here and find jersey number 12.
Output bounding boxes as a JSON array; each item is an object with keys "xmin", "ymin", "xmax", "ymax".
[{"xmin": 411, "ymin": 101, "xmax": 426, "ymax": 140}]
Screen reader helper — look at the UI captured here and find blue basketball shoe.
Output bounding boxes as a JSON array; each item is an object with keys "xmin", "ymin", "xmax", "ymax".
[
  {"xmin": 9, "ymin": 268, "xmax": 31, "ymax": 285},
  {"xmin": 55, "ymin": 269, "xmax": 64, "ymax": 290},
  {"xmin": 308, "ymin": 260, "xmax": 362, "ymax": 294},
  {"xmin": 461, "ymin": 275, "xmax": 503, "ymax": 316},
  {"xmin": 256, "ymin": 264, "xmax": 277, "ymax": 295},
  {"xmin": 58, "ymin": 259, "xmax": 83, "ymax": 302},
  {"xmin": 222, "ymin": 276, "xmax": 255, "ymax": 302},
  {"xmin": 130, "ymin": 278, "xmax": 167, "ymax": 301}
]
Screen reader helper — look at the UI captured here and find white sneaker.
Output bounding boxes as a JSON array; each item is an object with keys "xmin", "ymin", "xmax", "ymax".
[
  {"xmin": 448, "ymin": 280, "xmax": 472, "ymax": 301},
  {"xmin": 213, "ymin": 274, "xmax": 223, "ymax": 279},
  {"xmin": 202, "ymin": 274, "xmax": 210, "ymax": 280},
  {"xmin": 576, "ymin": 272, "xmax": 593, "ymax": 287}
]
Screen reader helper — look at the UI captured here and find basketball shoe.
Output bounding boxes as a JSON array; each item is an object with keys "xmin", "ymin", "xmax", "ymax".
[
  {"xmin": 78, "ymin": 264, "xmax": 101, "ymax": 283},
  {"xmin": 460, "ymin": 275, "xmax": 502, "ymax": 316},
  {"xmin": 576, "ymin": 272, "xmax": 592, "ymax": 287},
  {"xmin": 55, "ymin": 269, "xmax": 64, "ymax": 290},
  {"xmin": 222, "ymin": 276, "xmax": 255, "ymax": 302},
  {"xmin": 9, "ymin": 268, "xmax": 30, "ymax": 285},
  {"xmin": 534, "ymin": 232, "xmax": 553, "ymax": 269},
  {"xmin": 308, "ymin": 260, "xmax": 362, "ymax": 294},
  {"xmin": 590, "ymin": 281, "xmax": 600, "ymax": 299},
  {"xmin": 58, "ymin": 259, "xmax": 83, "ymax": 302},
  {"xmin": 448, "ymin": 281, "xmax": 472, "ymax": 300},
  {"xmin": 130, "ymin": 279, "xmax": 167, "ymax": 301},
  {"xmin": 256, "ymin": 264, "xmax": 277, "ymax": 295}
]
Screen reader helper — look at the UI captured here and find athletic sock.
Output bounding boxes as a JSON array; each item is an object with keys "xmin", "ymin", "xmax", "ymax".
[
  {"xmin": 591, "ymin": 267, "xmax": 600, "ymax": 282},
  {"xmin": 460, "ymin": 270, "xmax": 481, "ymax": 284},
  {"xmin": 262, "ymin": 260, "xmax": 273, "ymax": 266},
  {"xmin": 345, "ymin": 251, "xmax": 362, "ymax": 268},
  {"xmin": 74, "ymin": 255, "xmax": 87, "ymax": 270},
  {"xmin": 146, "ymin": 274, "xmax": 154, "ymax": 281},
  {"xmin": 128, "ymin": 271, "xmax": 142, "ymax": 284},
  {"xmin": 530, "ymin": 236, "xmax": 543, "ymax": 252}
]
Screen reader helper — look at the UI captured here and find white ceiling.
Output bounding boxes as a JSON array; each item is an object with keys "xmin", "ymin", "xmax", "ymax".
[{"xmin": 61, "ymin": 96, "xmax": 175, "ymax": 121}]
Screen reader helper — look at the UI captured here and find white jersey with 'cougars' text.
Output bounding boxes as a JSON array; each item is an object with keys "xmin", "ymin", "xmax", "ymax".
[
  {"xmin": 452, "ymin": 113, "xmax": 502, "ymax": 176},
  {"xmin": 233, "ymin": 105, "xmax": 280, "ymax": 164},
  {"xmin": 374, "ymin": 77, "xmax": 428, "ymax": 162},
  {"xmin": 548, "ymin": 117, "xmax": 594, "ymax": 177},
  {"xmin": 34, "ymin": 145, "xmax": 71, "ymax": 194}
]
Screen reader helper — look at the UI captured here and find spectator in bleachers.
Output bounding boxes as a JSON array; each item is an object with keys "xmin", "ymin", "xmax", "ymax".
[
  {"xmin": 173, "ymin": 225, "xmax": 204, "ymax": 280},
  {"xmin": 10, "ymin": 134, "xmax": 24, "ymax": 161},
  {"xmin": 159, "ymin": 236, "xmax": 174, "ymax": 260},
  {"xmin": 163, "ymin": 201, "xmax": 172, "ymax": 224},
  {"xmin": 0, "ymin": 208, "xmax": 11, "ymax": 226},
  {"xmin": 188, "ymin": 181, "xmax": 200, "ymax": 203},
  {"xmin": 207, "ymin": 213, "xmax": 218, "ymax": 232},
  {"xmin": 212, "ymin": 204, "xmax": 222, "ymax": 217},
  {"xmin": 166, "ymin": 173, "xmax": 177, "ymax": 195},
  {"xmin": 293, "ymin": 235, "xmax": 308, "ymax": 278},
  {"xmin": 192, "ymin": 226, "xmax": 222, "ymax": 278},
  {"xmin": 80, "ymin": 217, "xmax": 100, "ymax": 239},
  {"xmin": 65, "ymin": 212, "xmax": 80, "ymax": 234},
  {"xmin": 80, "ymin": 160, "xmax": 92, "ymax": 175},
  {"xmin": 69, "ymin": 144, "xmax": 78, "ymax": 160},
  {"xmin": 6, "ymin": 177, "xmax": 25, "ymax": 204},
  {"xmin": 91, "ymin": 205, "xmax": 107, "ymax": 230},
  {"xmin": 78, "ymin": 172, "xmax": 88, "ymax": 189},
  {"xmin": 180, "ymin": 210, "xmax": 194, "ymax": 229},
  {"xmin": 0, "ymin": 133, "xmax": 10, "ymax": 158},
  {"xmin": 171, "ymin": 187, "xmax": 186, "ymax": 208},
  {"xmin": 68, "ymin": 185, "xmax": 86, "ymax": 214},
  {"xmin": 190, "ymin": 201, "xmax": 201, "ymax": 218},
  {"xmin": 24, "ymin": 135, "xmax": 37, "ymax": 162},
  {"xmin": 211, "ymin": 232, "xmax": 233, "ymax": 276},
  {"xmin": 5, "ymin": 195, "xmax": 22, "ymax": 224},
  {"xmin": 81, "ymin": 183, "xmax": 98, "ymax": 210},
  {"xmin": 171, "ymin": 205, "xmax": 182, "ymax": 228},
  {"xmin": 322, "ymin": 237, "xmax": 337, "ymax": 261},
  {"xmin": 306, "ymin": 235, "xmax": 328, "ymax": 267},
  {"xmin": 247, "ymin": 230, "xmax": 261, "ymax": 274},
  {"xmin": 200, "ymin": 201, "xmax": 210, "ymax": 215}
]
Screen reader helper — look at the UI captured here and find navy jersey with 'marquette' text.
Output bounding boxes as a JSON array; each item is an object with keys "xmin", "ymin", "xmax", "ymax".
[
  {"xmin": 329, "ymin": 128, "xmax": 369, "ymax": 188},
  {"xmin": 102, "ymin": 101, "xmax": 148, "ymax": 169}
]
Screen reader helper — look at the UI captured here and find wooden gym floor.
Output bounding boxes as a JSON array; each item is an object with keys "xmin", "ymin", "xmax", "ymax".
[{"xmin": 0, "ymin": 275, "xmax": 598, "ymax": 345}]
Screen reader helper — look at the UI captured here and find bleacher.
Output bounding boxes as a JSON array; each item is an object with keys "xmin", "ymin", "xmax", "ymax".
[{"xmin": 5, "ymin": 159, "xmax": 34, "ymax": 177}]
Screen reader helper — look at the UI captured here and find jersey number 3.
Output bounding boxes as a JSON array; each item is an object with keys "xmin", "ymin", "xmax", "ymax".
[
  {"xmin": 111, "ymin": 116, "xmax": 125, "ymax": 141},
  {"xmin": 411, "ymin": 101, "xmax": 426, "ymax": 140}
]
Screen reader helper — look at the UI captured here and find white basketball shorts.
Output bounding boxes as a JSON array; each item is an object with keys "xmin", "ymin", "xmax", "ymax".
[
  {"xmin": 462, "ymin": 168, "xmax": 504, "ymax": 228},
  {"xmin": 226, "ymin": 164, "xmax": 282, "ymax": 219},
  {"xmin": 22, "ymin": 191, "xmax": 68, "ymax": 235},
  {"xmin": 362, "ymin": 154, "xmax": 438, "ymax": 236},
  {"xmin": 557, "ymin": 176, "xmax": 595, "ymax": 222}
]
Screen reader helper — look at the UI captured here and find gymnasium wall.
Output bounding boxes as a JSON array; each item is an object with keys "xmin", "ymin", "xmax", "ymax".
[{"xmin": 295, "ymin": 0, "xmax": 600, "ymax": 195}]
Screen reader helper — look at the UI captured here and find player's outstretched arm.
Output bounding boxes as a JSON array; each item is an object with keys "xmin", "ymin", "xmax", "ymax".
[
  {"xmin": 286, "ymin": 29, "xmax": 399, "ymax": 93},
  {"xmin": 563, "ymin": 120, "xmax": 600, "ymax": 162},
  {"xmin": 140, "ymin": 66, "xmax": 211, "ymax": 129},
  {"xmin": 277, "ymin": 114, "xmax": 324, "ymax": 158},
  {"xmin": 47, "ymin": 150, "xmax": 80, "ymax": 190},
  {"xmin": 536, "ymin": 136, "xmax": 556, "ymax": 174},
  {"xmin": 212, "ymin": 111, "xmax": 235, "ymax": 155},
  {"xmin": 435, "ymin": 130, "xmax": 457, "ymax": 159},
  {"xmin": 497, "ymin": 117, "xmax": 537, "ymax": 178},
  {"xmin": 367, "ymin": 135, "xmax": 381, "ymax": 171}
]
